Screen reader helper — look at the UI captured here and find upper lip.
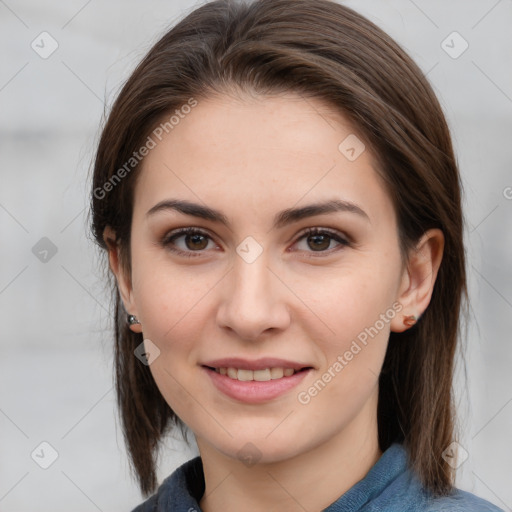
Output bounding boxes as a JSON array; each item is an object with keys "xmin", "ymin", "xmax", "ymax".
[{"xmin": 201, "ymin": 357, "xmax": 313, "ymax": 371}]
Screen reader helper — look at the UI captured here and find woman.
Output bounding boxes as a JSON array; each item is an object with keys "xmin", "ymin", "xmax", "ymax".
[{"xmin": 90, "ymin": 0, "xmax": 504, "ymax": 510}]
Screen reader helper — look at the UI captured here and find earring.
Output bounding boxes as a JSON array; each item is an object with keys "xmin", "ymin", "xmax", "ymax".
[
  {"xmin": 403, "ymin": 314, "xmax": 417, "ymax": 327},
  {"xmin": 127, "ymin": 314, "xmax": 140, "ymax": 325}
]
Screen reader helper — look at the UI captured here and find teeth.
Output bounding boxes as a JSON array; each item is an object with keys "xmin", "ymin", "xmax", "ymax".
[
  {"xmin": 254, "ymin": 369, "xmax": 271, "ymax": 381},
  {"xmin": 237, "ymin": 369, "xmax": 253, "ymax": 381},
  {"xmin": 214, "ymin": 367, "xmax": 300, "ymax": 381},
  {"xmin": 270, "ymin": 367, "xmax": 283, "ymax": 379}
]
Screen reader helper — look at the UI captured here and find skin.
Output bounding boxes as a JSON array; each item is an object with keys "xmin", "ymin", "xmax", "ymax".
[{"xmin": 106, "ymin": 92, "xmax": 444, "ymax": 512}]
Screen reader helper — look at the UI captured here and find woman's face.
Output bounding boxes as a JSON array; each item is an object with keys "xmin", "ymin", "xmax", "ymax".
[{"xmin": 121, "ymin": 92, "xmax": 409, "ymax": 463}]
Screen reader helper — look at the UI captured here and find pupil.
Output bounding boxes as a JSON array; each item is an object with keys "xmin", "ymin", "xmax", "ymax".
[
  {"xmin": 309, "ymin": 234, "xmax": 329, "ymax": 251},
  {"xmin": 186, "ymin": 234, "xmax": 207, "ymax": 250}
]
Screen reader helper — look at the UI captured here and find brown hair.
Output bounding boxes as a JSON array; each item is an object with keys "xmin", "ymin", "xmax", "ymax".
[{"xmin": 90, "ymin": 0, "xmax": 466, "ymax": 498}]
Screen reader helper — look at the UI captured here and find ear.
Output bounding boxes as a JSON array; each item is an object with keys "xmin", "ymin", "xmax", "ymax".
[
  {"xmin": 390, "ymin": 228, "xmax": 444, "ymax": 333},
  {"xmin": 103, "ymin": 226, "xmax": 142, "ymax": 334}
]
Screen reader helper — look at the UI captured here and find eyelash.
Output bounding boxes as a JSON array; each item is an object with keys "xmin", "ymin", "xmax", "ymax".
[{"xmin": 161, "ymin": 227, "xmax": 350, "ymax": 258}]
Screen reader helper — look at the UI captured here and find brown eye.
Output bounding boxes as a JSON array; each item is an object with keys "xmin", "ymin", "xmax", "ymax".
[
  {"xmin": 185, "ymin": 233, "xmax": 208, "ymax": 250},
  {"xmin": 307, "ymin": 233, "xmax": 331, "ymax": 251},
  {"xmin": 293, "ymin": 227, "xmax": 350, "ymax": 256},
  {"xmin": 162, "ymin": 227, "xmax": 216, "ymax": 257}
]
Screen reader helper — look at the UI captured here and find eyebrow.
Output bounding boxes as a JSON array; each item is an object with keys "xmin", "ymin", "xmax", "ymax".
[{"xmin": 146, "ymin": 198, "xmax": 370, "ymax": 229}]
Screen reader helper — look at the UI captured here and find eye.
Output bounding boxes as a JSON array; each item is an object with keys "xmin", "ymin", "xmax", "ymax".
[
  {"xmin": 292, "ymin": 227, "xmax": 350, "ymax": 256},
  {"xmin": 161, "ymin": 226, "xmax": 350, "ymax": 258},
  {"xmin": 162, "ymin": 227, "xmax": 218, "ymax": 257}
]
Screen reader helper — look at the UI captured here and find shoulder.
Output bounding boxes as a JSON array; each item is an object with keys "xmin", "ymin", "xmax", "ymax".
[
  {"xmin": 129, "ymin": 456, "xmax": 204, "ymax": 512},
  {"xmin": 422, "ymin": 487, "xmax": 505, "ymax": 512},
  {"xmin": 130, "ymin": 493, "xmax": 157, "ymax": 512},
  {"xmin": 129, "ymin": 475, "xmax": 173, "ymax": 512},
  {"xmin": 385, "ymin": 443, "xmax": 504, "ymax": 512},
  {"xmin": 355, "ymin": 443, "xmax": 504, "ymax": 512}
]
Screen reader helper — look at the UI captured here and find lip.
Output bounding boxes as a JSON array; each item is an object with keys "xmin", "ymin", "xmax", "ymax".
[
  {"xmin": 201, "ymin": 357, "xmax": 312, "ymax": 371},
  {"xmin": 201, "ymin": 358, "xmax": 313, "ymax": 404}
]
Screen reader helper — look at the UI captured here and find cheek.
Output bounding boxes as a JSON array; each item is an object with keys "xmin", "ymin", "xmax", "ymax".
[
  {"xmin": 130, "ymin": 245, "xmax": 210, "ymax": 339},
  {"xmin": 296, "ymin": 256, "xmax": 401, "ymax": 402},
  {"xmin": 132, "ymin": 266, "xmax": 209, "ymax": 420},
  {"xmin": 292, "ymin": 274, "xmax": 395, "ymax": 426},
  {"xmin": 298, "ymin": 261, "xmax": 400, "ymax": 342}
]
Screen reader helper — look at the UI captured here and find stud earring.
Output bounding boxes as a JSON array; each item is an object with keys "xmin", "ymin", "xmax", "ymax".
[
  {"xmin": 127, "ymin": 314, "xmax": 140, "ymax": 325},
  {"xmin": 403, "ymin": 314, "xmax": 418, "ymax": 327}
]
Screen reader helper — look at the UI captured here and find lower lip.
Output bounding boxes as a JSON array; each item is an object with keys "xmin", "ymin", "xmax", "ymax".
[{"xmin": 203, "ymin": 367, "xmax": 311, "ymax": 404}]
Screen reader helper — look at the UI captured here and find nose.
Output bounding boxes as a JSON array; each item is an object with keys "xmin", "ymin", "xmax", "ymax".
[{"xmin": 216, "ymin": 250, "xmax": 291, "ymax": 341}]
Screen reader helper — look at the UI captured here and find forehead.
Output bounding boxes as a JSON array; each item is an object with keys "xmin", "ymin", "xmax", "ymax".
[{"xmin": 133, "ymin": 93, "xmax": 394, "ymax": 228}]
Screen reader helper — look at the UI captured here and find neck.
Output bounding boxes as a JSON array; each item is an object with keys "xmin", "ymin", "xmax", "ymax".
[{"xmin": 198, "ymin": 391, "xmax": 382, "ymax": 512}]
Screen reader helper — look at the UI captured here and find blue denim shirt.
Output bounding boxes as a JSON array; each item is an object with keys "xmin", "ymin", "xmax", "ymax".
[{"xmin": 131, "ymin": 442, "xmax": 504, "ymax": 511}]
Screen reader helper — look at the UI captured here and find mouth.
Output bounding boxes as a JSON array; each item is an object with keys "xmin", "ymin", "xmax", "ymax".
[
  {"xmin": 203, "ymin": 366, "xmax": 312, "ymax": 382},
  {"xmin": 200, "ymin": 358, "xmax": 314, "ymax": 403}
]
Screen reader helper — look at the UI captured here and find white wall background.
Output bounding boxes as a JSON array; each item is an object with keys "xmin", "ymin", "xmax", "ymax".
[{"xmin": 0, "ymin": 0, "xmax": 511, "ymax": 510}]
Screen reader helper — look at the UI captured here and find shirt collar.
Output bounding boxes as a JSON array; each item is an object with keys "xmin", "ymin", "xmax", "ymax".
[{"xmin": 155, "ymin": 442, "xmax": 413, "ymax": 511}]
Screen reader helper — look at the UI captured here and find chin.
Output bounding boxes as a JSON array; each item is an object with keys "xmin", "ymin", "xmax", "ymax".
[{"xmin": 199, "ymin": 429, "xmax": 310, "ymax": 467}]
